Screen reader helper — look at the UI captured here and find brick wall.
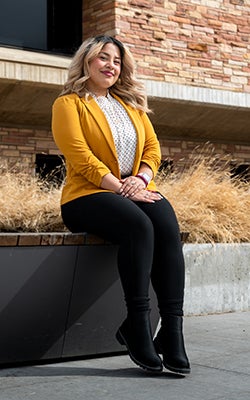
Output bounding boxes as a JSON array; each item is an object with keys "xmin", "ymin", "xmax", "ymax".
[
  {"xmin": 0, "ymin": 127, "xmax": 60, "ymax": 172},
  {"xmin": 160, "ymin": 138, "xmax": 250, "ymax": 167},
  {"xmin": 84, "ymin": 0, "xmax": 250, "ymax": 93},
  {"xmin": 83, "ymin": 0, "xmax": 116, "ymax": 38},
  {"xmin": 1, "ymin": 1, "xmax": 250, "ymax": 172},
  {"xmin": 1, "ymin": 125, "xmax": 249, "ymax": 172}
]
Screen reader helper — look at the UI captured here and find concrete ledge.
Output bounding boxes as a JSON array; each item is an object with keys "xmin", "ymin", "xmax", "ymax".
[
  {"xmin": 0, "ymin": 46, "xmax": 69, "ymax": 85},
  {"xmin": 1, "ymin": 47, "xmax": 249, "ymax": 108},
  {"xmin": 145, "ymin": 80, "xmax": 250, "ymax": 109},
  {"xmin": 184, "ymin": 243, "xmax": 250, "ymax": 316}
]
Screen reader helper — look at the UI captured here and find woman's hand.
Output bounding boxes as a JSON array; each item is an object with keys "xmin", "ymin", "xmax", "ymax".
[
  {"xmin": 120, "ymin": 175, "xmax": 162, "ymax": 202},
  {"xmin": 120, "ymin": 176, "xmax": 146, "ymax": 198},
  {"xmin": 129, "ymin": 189, "xmax": 163, "ymax": 203}
]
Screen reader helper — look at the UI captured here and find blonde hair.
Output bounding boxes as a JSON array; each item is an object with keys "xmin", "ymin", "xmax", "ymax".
[{"xmin": 60, "ymin": 35, "xmax": 150, "ymax": 113}]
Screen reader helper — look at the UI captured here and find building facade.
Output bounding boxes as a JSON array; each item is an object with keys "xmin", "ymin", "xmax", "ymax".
[{"xmin": 0, "ymin": 0, "xmax": 250, "ymax": 176}]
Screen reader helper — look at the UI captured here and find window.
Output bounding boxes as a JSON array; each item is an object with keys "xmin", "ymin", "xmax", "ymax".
[
  {"xmin": 35, "ymin": 154, "xmax": 65, "ymax": 186},
  {"xmin": 0, "ymin": 0, "xmax": 82, "ymax": 55},
  {"xmin": 231, "ymin": 164, "xmax": 250, "ymax": 183},
  {"xmin": 47, "ymin": 0, "xmax": 82, "ymax": 54},
  {"xmin": 159, "ymin": 159, "xmax": 174, "ymax": 175}
]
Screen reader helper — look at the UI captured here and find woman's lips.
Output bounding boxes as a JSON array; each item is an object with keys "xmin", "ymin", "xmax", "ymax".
[{"xmin": 102, "ymin": 71, "xmax": 114, "ymax": 77}]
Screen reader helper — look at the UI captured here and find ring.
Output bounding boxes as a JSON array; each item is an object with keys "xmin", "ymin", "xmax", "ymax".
[{"xmin": 131, "ymin": 181, "xmax": 136, "ymax": 185}]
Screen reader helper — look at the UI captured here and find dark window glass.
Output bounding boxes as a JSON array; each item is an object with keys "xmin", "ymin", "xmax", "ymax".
[
  {"xmin": 47, "ymin": 0, "xmax": 82, "ymax": 55},
  {"xmin": 36, "ymin": 154, "xmax": 65, "ymax": 186},
  {"xmin": 231, "ymin": 164, "xmax": 250, "ymax": 183},
  {"xmin": 0, "ymin": 0, "xmax": 47, "ymax": 50},
  {"xmin": 0, "ymin": 0, "xmax": 82, "ymax": 55},
  {"xmin": 159, "ymin": 159, "xmax": 174, "ymax": 175}
]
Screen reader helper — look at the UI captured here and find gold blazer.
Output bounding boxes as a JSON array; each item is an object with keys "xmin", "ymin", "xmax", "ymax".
[{"xmin": 52, "ymin": 93, "xmax": 161, "ymax": 205}]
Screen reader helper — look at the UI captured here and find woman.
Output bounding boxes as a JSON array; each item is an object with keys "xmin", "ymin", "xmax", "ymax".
[{"xmin": 52, "ymin": 35, "xmax": 190, "ymax": 374}]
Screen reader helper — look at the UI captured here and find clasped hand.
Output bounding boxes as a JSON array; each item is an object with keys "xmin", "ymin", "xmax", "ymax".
[{"xmin": 119, "ymin": 176, "xmax": 162, "ymax": 203}]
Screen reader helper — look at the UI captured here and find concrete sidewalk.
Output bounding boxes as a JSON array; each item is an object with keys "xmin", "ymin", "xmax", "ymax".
[{"xmin": 0, "ymin": 311, "xmax": 249, "ymax": 400}]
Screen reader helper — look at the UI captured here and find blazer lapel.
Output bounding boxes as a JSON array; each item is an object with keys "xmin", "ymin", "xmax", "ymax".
[
  {"xmin": 81, "ymin": 97, "xmax": 118, "ymax": 160},
  {"xmin": 81, "ymin": 94, "xmax": 144, "ymax": 176}
]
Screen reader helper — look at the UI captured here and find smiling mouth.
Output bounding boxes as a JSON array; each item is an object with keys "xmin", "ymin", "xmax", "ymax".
[{"xmin": 102, "ymin": 71, "xmax": 114, "ymax": 77}]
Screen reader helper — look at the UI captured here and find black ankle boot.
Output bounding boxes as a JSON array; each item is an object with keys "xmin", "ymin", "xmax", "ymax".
[
  {"xmin": 154, "ymin": 316, "xmax": 190, "ymax": 374},
  {"xmin": 116, "ymin": 312, "xmax": 163, "ymax": 372}
]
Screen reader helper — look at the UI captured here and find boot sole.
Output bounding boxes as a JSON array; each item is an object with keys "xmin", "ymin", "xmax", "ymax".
[
  {"xmin": 163, "ymin": 361, "xmax": 191, "ymax": 375},
  {"xmin": 154, "ymin": 338, "xmax": 191, "ymax": 375},
  {"xmin": 116, "ymin": 329, "xmax": 163, "ymax": 373}
]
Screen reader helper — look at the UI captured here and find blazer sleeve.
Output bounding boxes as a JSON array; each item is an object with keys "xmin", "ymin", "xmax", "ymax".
[
  {"xmin": 140, "ymin": 112, "xmax": 161, "ymax": 176},
  {"xmin": 52, "ymin": 95, "xmax": 111, "ymax": 187}
]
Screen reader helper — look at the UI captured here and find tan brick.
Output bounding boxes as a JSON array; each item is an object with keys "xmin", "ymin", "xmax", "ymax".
[
  {"xmin": 41, "ymin": 234, "xmax": 64, "ymax": 246},
  {"xmin": 222, "ymin": 22, "xmax": 237, "ymax": 32},
  {"xmin": 179, "ymin": 28, "xmax": 192, "ymax": 37},
  {"xmin": 223, "ymin": 67, "xmax": 233, "ymax": 75},
  {"xmin": 207, "ymin": 19, "xmax": 223, "ymax": 28},
  {"xmin": 18, "ymin": 234, "xmax": 42, "ymax": 246},
  {"xmin": 63, "ymin": 233, "xmax": 86, "ymax": 245},
  {"xmin": 243, "ymin": 85, "xmax": 250, "ymax": 93},
  {"xmin": 154, "ymin": 31, "xmax": 165, "ymax": 40},
  {"xmin": 187, "ymin": 43, "xmax": 208, "ymax": 52},
  {"xmin": 243, "ymin": 53, "xmax": 250, "ymax": 60},
  {"xmin": 2, "ymin": 149, "xmax": 19, "ymax": 157},
  {"xmin": 231, "ymin": 75, "xmax": 248, "ymax": 84},
  {"xmin": 85, "ymin": 234, "xmax": 106, "ymax": 245},
  {"xmin": 238, "ymin": 25, "xmax": 250, "ymax": 33},
  {"xmin": 0, "ymin": 234, "xmax": 18, "ymax": 246}
]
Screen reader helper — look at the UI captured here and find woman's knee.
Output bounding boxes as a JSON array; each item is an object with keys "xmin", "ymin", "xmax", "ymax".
[{"xmin": 122, "ymin": 206, "xmax": 154, "ymax": 240}]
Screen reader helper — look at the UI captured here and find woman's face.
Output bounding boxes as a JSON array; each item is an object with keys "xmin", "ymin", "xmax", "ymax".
[{"xmin": 86, "ymin": 43, "xmax": 122, "ymax": 96}]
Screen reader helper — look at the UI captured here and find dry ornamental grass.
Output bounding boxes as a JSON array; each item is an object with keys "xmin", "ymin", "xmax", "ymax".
[
  {"xmin": 156, "ymin": 147, "xmax": 250, "ymax": 243},
  {"xmin": 0, "ymin": 147, "xmax": 249, "ymax": 243},
  {"xmin": 0, "ymin": 168, "xmax": 64, "ymax": 233}
]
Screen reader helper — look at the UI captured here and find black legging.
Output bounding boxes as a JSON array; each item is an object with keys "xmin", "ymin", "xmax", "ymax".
[{"xmin": 61, "ymin": 192, "xmax": 185, "ymax": 316}]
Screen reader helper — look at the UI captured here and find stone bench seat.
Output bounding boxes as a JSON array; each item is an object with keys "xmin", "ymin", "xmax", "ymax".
[
  {"xmin": 0, "ymin": 231, "xmax": 189, "ymax": 247},
  {"xmin": 0, "ymin": 231, "xmax": 165, "ymax": 365},
  {"xmin": 2, "ymin": 232, "xmax": 248, "ymax": 366}
]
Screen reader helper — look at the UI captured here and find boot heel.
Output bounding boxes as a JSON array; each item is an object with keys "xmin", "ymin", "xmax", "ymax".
[
  {"xmin": 153, "ymin": 335, "xmax": 163, "ymax": 354},
  {"xmin": 116, "ymin": 329, "xmax": 125, "ymax": 346},
  {"xmin": 116, "ymin": 318, "xmax": 163, "ymax": 372},
  {"xmin": 154, "ymin": 318, "xmax": 191, "ymax": 374}
]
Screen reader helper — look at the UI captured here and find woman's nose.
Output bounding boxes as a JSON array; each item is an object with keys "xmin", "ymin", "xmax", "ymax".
[{"xmin": 106, "ymin": 60, "xmax": 115, "ymax": 69}]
